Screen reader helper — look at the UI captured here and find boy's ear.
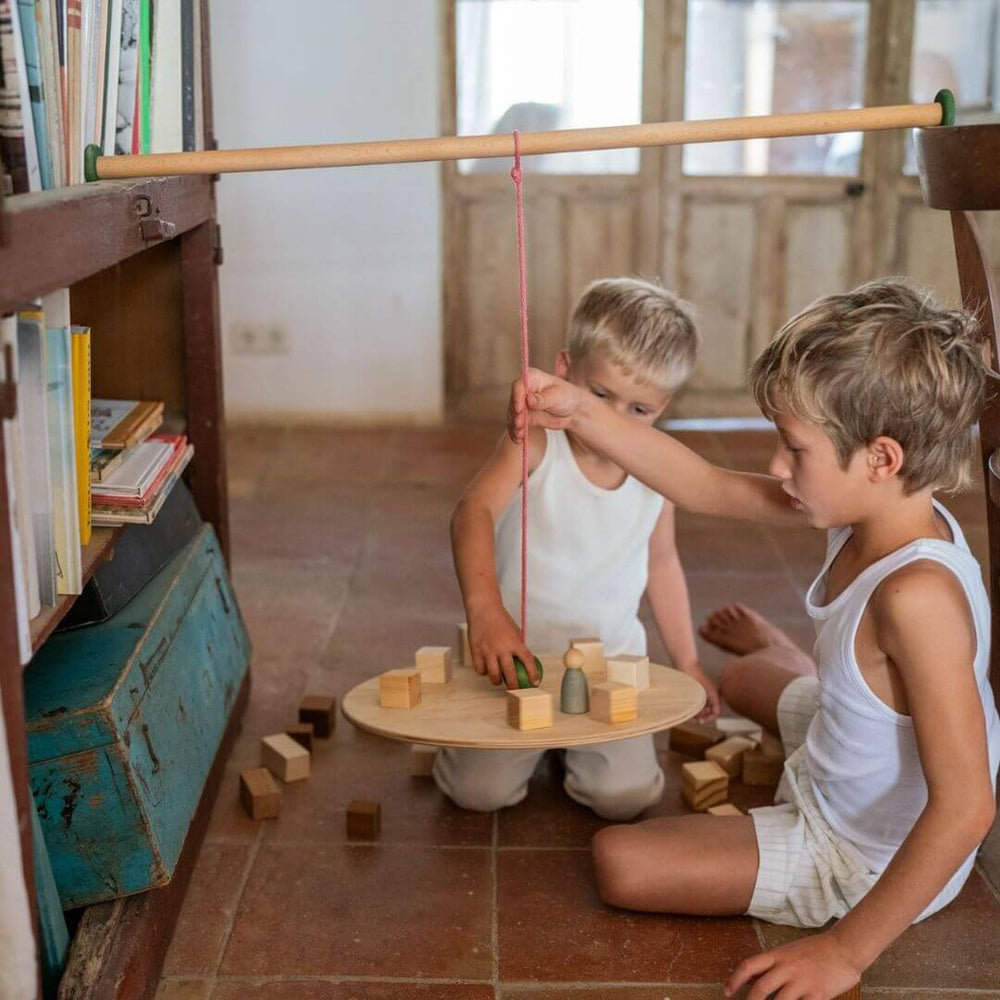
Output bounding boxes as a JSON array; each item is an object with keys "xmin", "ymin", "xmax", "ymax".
[
  {"xmin": 555, "ymin": 350, "xmax": 572, "ymax": 380},
  {"xmin": 867, "ymin": 436, "xmax": 904, "ymax": 483}
]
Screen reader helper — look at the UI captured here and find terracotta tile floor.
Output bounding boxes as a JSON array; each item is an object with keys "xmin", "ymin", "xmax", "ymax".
[{"xmin": 157, "ymin": 426, "xmax": 1000, "ymax": 999}]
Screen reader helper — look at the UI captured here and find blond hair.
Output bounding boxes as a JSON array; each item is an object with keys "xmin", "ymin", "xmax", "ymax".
[
  {"xmin": 750, "ymin": 278, "xmax": 986, "ymax": 494},
  {"xmin": 568, "ymin": 277, "xmax": 698, "ymax": 391}
]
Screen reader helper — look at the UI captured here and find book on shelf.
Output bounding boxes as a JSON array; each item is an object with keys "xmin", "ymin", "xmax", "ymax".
[
  {"xmin": 92, "ymin": 433, "xmax": 185, "ymax": 502},
  {"xmin": 91, "ymin": 398, "xmax": 162, "ymax": 450},
  {"xmin": 13, "ymin": 0, "xmax": 54, "ymax": 189},
  {"xmin": 71, "ymin": 324, "xmax": 91, "ymax": 544},
  {"xmin": 90, "ymin": 445, "xmax": 124, "ymax": 482},
  {"xmin": 0, "ymin": 0, "xmax": 30, "ymax": 193},
  {"xmin": 113, "ymin": 0, "xmax": 137, "ymax": 155},
  {"xmin": 93, "ymin": 442, "xmax": 193, "ymax": 526}
]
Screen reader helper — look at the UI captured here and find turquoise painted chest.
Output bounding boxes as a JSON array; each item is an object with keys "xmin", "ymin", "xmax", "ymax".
[{"xmin": 24, "ymin": 524, "xmax": 251, "ymax": 908}]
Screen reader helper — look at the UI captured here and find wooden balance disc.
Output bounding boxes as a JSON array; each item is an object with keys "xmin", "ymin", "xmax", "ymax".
[{"xmin": 342, "ymin": 654, "xmax": 706, "ymax": 750}]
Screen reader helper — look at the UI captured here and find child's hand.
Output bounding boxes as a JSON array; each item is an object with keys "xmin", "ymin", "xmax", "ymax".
[
  {"xmin": 468, "ymin": 605, "xmax": 540, "ymax": 690},
  {"xmin": 682, "ymin": 661, "xmax": 722, "ymax": 722},
  {"xmin": 725, "ymin": 931, "xmax": 862, "ymax": 1000},
  {"xmin": 508, "ymin": 367, "xmax": 587, "ymax": 443}
]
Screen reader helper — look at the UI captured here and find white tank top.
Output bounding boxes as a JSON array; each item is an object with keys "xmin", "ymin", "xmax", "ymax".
[
  {"xmin": 803, "ymin": 500, "xmax": 1000, "ymax": 871},
  {"xmin": 495, "ymin": 429, "xmax": 664, "ymax": 657}
]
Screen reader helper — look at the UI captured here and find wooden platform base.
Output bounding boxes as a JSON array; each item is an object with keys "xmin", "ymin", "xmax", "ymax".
[{"xmin": 57, "ymin": 672, "xmax": 250, "ymax": 999}]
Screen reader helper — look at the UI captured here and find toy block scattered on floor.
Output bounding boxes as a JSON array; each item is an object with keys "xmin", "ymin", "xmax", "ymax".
[
  {"xmin": 239, "ymin": 768, "xmax": 281, "ymax": 821},
  {"xmin": 569, "ymin": 637, "xmax": 605, "ymax": 674},
  {"xmin": 590, "ymin": 681, "xmax": 638, "ymax": 724},
  {"xmin": 706, "ymin": 736, "xmax": 755, "ymax": 777},
  {"xmin": 379, "ymin": 668, "xmax": 421, "ymax": 709},
  {"xmin": 261, "ymin": 733, "xmax": 311, "ymax": 783},
  {"xmin": 668, "ymin": 720, "xmax": 724, "ymax": 756},
  {"xmin": 742, "ymin": 733, "xmax": 785, "ymax": 786},
  {"xmin": 681, "ymin": 760, "xmax": 729, "ymax": 812},
  {"xmin": 457, "ymin": 622, "xmax": 473, "ymax": 667},
  {"xmin": 707, "ymin": 803, "xmax": 743, "ymax": 817},
  {"xmin": 298, "ymin": 694, "xmax": 337, "ymax": 738},
  {"xmin": 410, "ymin": 744, "xmax": 438, "ymax": 777},
  {"xmin": 606, "ymin": 654, "xmax": 650, "ymax": 691},
  {"xmin": 716, "ymin": 715, "xmax": 763, "ymax": 743},
  {"xmin": 347, "ymin": 800, "xmax": 381, "ymax": 840},
  {"xmin": 285, "ymin": 722, "xmax": 315, "ymax": 753},
  {"xmin": 507, "ymin": 688, "xmax": 554, "ymax": 731},
  {"xmin": 415, "ymin": 645, "xmax": 453, "ymax": 683}
]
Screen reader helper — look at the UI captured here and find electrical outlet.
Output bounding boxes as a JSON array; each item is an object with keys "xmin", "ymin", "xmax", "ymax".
[{"xmin": 231, "ymin": 323, "xmax": 291, "ymax": 355}]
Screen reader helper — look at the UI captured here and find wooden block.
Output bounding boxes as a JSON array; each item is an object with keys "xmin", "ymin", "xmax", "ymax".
[
  {"xmin": 668, "ymin": 720, "xmax": 724, "ymax": 756},
  {"xmin": 569, "ymin": 637, "xmax": 605, "ymax": 674},
  {"xmin": 681, "ymin": 760, "xmax": 729, "ymax": 812},
  {"xmin": 415, "ymin": 645, "xmax": 453, "ymax": 684},
  {"xmin": 716, "ymin": 716, "xmax": 763, "ymax": 743},
  {"xmin": 760, "ymin": 731, "xmax": 785, "ymax": 759},
  {"xmin": 346, "ymin": 800, "xmax": 381, "ymax": 840},
  {"xmin": 707, "ymin": 803, "xmax": 743, "ymax": 817},
  {"xmin": 379, "ymin": 668, "xmax": 421, "ymax": 709},
  {"xmin": 285, "ymin": 722, "xmax": 314, "ymax": 753},
  {"xmin": 239, "ymin": 768, "xmax": 281, "ymax": 821},
  {"xmin": 705, "ymin": 736, "xmax": 755, "ymax": 777},
  {"xmin": 458, "ymin": 622, "xmax": 472, "ymax": 667},
  {"xmin": 298, "ymin": 694, "xmax": 337, "ymax": 738},
  {"xmin": 261, "ymin": 733, "xmax": 310, "ymax": 783},
  {"xmin": 742, "ymin": 746, "xmax": 785, "ymax": 786},
  {"xmin": 590, "ymin": 681, "xmax": 638, "ymax": 724},
  {"xmin": 506, "ymin": 688, "xmax": 554, "ymax": 731},
  {"xmin": 606, "ymin": 654, "xmax": 650, "ymax": 691},
  {"xmin": 832, "ymin": 987, "xmax": 861, "ymax": 1000},
  {"xmin": 410, "ymin": 744, "xmax": 438, "ymax": 777}
]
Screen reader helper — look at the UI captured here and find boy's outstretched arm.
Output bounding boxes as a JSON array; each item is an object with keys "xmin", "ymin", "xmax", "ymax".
[
  {"xmin": 509, "ymin": 368, "xmax": 802, "ymax": 528},
  {"xmin": 728, "ymin": 562, "xmax": 996, "ymax": 1000},
  {"xmin": 451, "ymin": 430, "xmax": 541, "ymax": 690}
]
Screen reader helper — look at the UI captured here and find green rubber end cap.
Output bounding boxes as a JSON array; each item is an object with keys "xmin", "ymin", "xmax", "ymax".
[
  {"xmin": 84, "ymin": 144, "xmax": 102, "ymax": 182},
  {"xmin": 514, "ymin": 656, "xmax": 544, "ymax": 689},
  {"xmin": 934, "ymin": 88, "xmax": 956, "ymax": 127}
]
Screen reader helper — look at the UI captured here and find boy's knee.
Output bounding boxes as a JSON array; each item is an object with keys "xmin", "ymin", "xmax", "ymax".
[
  {"xmin": 592, "ymin": 825, "xmax": 645, "ymax": 909},
  {"xmin": 434, "ymin": 756, "xmax": 528, "ymax": 812}
]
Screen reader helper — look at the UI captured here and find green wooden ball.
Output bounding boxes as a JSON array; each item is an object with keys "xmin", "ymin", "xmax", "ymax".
[{"xmin": 514, "ymin": 655, "xmax": 544, "ymax": 689}]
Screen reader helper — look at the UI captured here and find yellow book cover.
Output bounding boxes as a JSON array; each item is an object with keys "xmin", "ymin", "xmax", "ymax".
[{"xmin": 71, "ymin": 325, "xmax": 92, "ymax": 545}]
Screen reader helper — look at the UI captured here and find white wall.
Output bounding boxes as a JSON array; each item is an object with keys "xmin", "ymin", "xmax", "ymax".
[{"xmin": 211, "ymin": 0, "xmax": 443, "ymax": 423}]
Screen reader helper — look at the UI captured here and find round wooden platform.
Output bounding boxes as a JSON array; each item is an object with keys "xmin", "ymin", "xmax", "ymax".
[{"xmin": 342, "ymin": 655, "xmax": 707, "ymax": 750}]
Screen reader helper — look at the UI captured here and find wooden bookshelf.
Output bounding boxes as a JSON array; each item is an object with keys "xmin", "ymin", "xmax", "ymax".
[{"xmin": 0, "ymin": 4, "xmax": 243, "ymax": 997}]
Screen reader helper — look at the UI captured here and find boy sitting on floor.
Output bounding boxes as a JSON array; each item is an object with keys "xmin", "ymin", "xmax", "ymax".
[
  {"xmin": 510, "ymin": 279, "xmax": 1000, "ymax": 998},
  {"xmin": 435, "ymin": 277, "xmax": 720, "ymax": 821}
]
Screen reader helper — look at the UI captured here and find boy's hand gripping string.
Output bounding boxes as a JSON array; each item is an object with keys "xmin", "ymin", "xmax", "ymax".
[{"xmin": 511, "ymin": 131, "xmax": 529, "ymax": 642}]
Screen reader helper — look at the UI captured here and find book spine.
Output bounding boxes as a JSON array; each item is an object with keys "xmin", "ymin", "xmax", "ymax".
[
  {"xmin": 65, "ymin": 0, "xmax": 78, "ymax": 178},
  {"xmin": 99, "ymin": 0, "xmax": 118, "ymax": 153},
  {"xmin": 8, "ymin": 0, "xmax": 40, "ymax": 188},
  {"xmin": 71, "ymin": 324, "xmax": 91, "ymax": 545},
  {"xmin": 37, "ymin": 0, "xmax": 64, "ymax": 186},
  {"xmin": 179, "ymin": 0, "xmax": 191, "ymax": 150},
  {"xmin": 113, "ymin": 0, "xmax": 135, "ymax": 153},
  {"xmin": 0, "ymin": 0, "xmax": 30, "ymax": 192},
  {"xmin": 15, "ymin": 0, "xmax": 52, "ymax": 187},
  {"xmin": 137, "ymin": 0, "xmax": 146, "ymax": 152}
]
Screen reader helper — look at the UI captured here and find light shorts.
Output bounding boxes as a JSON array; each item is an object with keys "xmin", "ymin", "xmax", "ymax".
[{"xmin": 746, "ymin": 675, "xmax": 976, "ymax": 927}]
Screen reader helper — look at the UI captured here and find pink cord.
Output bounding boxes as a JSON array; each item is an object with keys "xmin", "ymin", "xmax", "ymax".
[{"xmin": 511, "ymin": 130, "xmax": 529, "ymax": 642}]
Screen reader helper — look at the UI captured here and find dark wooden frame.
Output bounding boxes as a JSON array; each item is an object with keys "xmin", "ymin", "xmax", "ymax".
[{"xmin": 0, "ymin": 4, "xmax": 241, "ymax": 996}]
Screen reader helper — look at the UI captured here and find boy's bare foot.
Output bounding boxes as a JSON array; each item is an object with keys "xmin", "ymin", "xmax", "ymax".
[{"xmin": 699, "ymin": 604, "xmax": 800, "ymax": 656}]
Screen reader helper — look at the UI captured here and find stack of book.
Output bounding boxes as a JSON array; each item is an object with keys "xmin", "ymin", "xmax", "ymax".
[{"xmin": 0, "ymin": 0, "xmax": 205, "ymax": 193}]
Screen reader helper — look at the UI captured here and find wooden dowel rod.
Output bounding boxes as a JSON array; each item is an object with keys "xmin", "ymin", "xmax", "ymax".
[{"xmin": 86, "ymin": 101, "xmax": 946, "ymax": 181}]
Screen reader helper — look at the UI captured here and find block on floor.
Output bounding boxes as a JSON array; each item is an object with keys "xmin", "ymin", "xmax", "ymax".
[
  {"xmin": 669, "ymin": 720, "xmax": 724, "ymax": 756},
  {"xmin": 707, "ymin": 803, "xmax": 743, "ymax": 817},
  {"xmin": 457, "ymin": 622, "xmax": 473, "ymax": 667},
  {"xmin": 716, "ymin": 715, "xmax": 763, "ymax": 743},
  {"xmin": 239, "ymin": 767, "xmax": 281, "ymax": 821},
  {"xmin": 742, "ymin": 745, "xmax": 785, "ymax": 786},
  {"xmin": 285, "ymin": 721, "xmax": 314, "ymax": 753},
  {"xmin": 590, "ymin": 681, "xmax": 638, "ymax": 724},
  {"xmin": 706, "ymin": 735, "xmax": 755, "ymax": 777},
  {"xmin": 298, "ymin": 694, "xmax": 337, "ymax": 738},
  {"xmin": 261, "ymin": 733, "xmax": 311, "ymax": 783},
  {"xmin": 379, "ymin": 668, "xmax": 421, "ymax": 709},
  {"xmin": 606, "ymin": 654, "xmax": 650, "ymax": 691},
  {"xmin": 410, "ymin": 744, "xmax": 438, "ymax": 777},
  {"xmin": 507, "ymin": 688, "xmax": 553, "ymax": 731},
  {"xmin": 347, "ymin": 799, "xmax": 381, "ymax": 840},
  {"xmin": 415, "ymin": 645, "xmax": 453, "ymax": 683},
  {"xmin": 681, "ymin": 759, "xmax": 729, "ymax": 812},
  {"xmin": 569, "ymin": 636, "xmax": 605, "ymax": 674}
]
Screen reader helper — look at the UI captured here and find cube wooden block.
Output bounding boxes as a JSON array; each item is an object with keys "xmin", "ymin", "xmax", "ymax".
[
  {"xmin": 285, "ymin": 722, "xmax": 315, "ymax": 753},
  {"xmin": 458, "ymin": 622, "xmax": 473, "ymax": 667},
  {"xmin": 606, "ymin": 654, "xmax": 650, "ymax": 691},
  {"xmin": 298, "ymin": 694, "xmax": 336, "ymax": 738},
  {"xmin": 415, "ymin": 645, "xmax": 453, "ymax": 683},
  {"xmin": 681, "ymin": 760, "xmax": 729, "ymax": 812},
  {"xmin": 507, "ymin": 688, "xmax": 554, "ymax": 731},
  {"xmin": 410, "ymin": 744, "xmax": 438, "ymax": 777},
  {"xmin": 239, "ymin": 768, "xmax": 281, "ymax": 821},
  {"xmin": 346, "ymin": 800, "xmax": 381, "ymax": 840},
  {"xmin": 379, "ymin": 668, "xmax": 421, "ymax": 709},
  {"xmin": 707, "ymin": 803, "xmax": 743, "ymax": 817},
  {"xmin": 261, "ymin": 733, "xmax": 310, "ymax": 783},
  {"xmin": 590, "ymin": 681, "xmax": 638, "ymax": 724},
  {"xmin": 742, "ymin": 741, "xmax": 785, "ymax": 786},
  {"xmin": 668, "ymin": 720, "xmax": 724, "ymax": 756},
  {"xmin": 705, "ymin": 736, "xmax": 755, "ymax": 777},
  {"xmin": 569, "ymin": 637, "xmax": 605, "ymax": 674}
]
